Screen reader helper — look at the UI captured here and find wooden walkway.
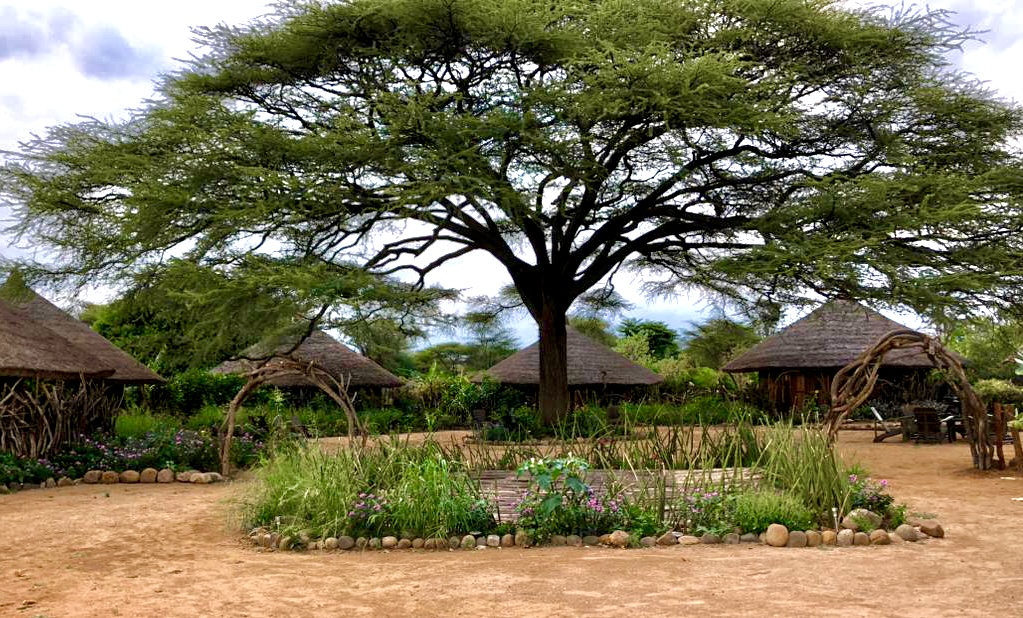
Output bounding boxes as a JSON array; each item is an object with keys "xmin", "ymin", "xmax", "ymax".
[{"xmin": 474, "ymin": 468, "xmax": 757, "ymax": 523}]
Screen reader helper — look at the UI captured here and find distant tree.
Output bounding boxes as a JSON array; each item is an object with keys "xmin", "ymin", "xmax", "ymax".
[
  {"xmin": 568, "ymin": 316, "xmax": 617, "ymax": 348},
  {"xmin": 343, "ymin": 316, "xmax": 420, "ymax": 376},
  {"xmin": 5, "ymin": 0, "xmax": 1023, "ymax": 422},
  {"xmin": 681, "ymin": 318, "xmax": 761, "ymax": 369},
  {"xmin": 617, "ymin": 319, "xmax": 680, "ymax": 359},
  {"xmin": 412, "ymin": 342, "xmax": 475, "ymax": 374},
  {"xmin": 462, "ymin": 310, "xmax": 518, "ymax": 370},
  {"xmin": 945, "ymin": 317, "xmax": 1023, "ymax": 381}
]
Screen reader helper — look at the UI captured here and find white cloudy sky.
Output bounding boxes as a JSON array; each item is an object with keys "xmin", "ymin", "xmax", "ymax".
[{"xmin": 1, "ymin": 0, "xmax": 1021, "ymax": 344}]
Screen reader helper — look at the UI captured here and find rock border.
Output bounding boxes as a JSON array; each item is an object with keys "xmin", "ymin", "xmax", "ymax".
[
  {"xmin": 247, "ymin": 521, "xmax": 945, "ymax": 552},
  {"xmin": 0, "ymin": 468, "xmax": 226, "ymax": 493}
]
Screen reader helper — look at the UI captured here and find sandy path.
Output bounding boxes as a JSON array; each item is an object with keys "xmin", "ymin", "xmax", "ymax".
[{"xmin": 2, "ymin": 431, "xmax": 1022, "ymax": 617}]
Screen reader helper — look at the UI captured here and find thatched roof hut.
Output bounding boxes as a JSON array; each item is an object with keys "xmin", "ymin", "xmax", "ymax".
[
  {"xmin": 212, "ymin": 330, "xmax": 403, "ymax": 388},
  {"xmin": 723, "ymin": 300, "xmax": 958, "ymax": 372},
  {"xmin": 0, "ymin": 276, "xmax": 164, "ymax": 384},
  {"xmin": 722, "ymin": 299, "xmax": 959, "ymax": 411},
  {"xmin": 478, "ymin": 326, "xmax": 663, "ymax": 386},
  {"xmin": 0, "ymin": 298, "xmax": 114, "ymax": 380}
]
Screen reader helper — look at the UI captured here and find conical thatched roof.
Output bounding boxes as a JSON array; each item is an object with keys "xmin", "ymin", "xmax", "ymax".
[
  {"xmin": 212, "ymin": 330, "xmax": 403, "ymax": 388},
  {"xmin": 0, "ymin": 276, "xmax": 164, "ymax": 384},
  {"xmin": 723, "ymin": 300, "xmax": 959, "ymax": 373},
  {"xmin": 478, "ymin": 326, "xmax": 663, "ymax": 386},
  {"xmin": 0, "ymin": 297, "xmax": 115, "ymax": 380}
]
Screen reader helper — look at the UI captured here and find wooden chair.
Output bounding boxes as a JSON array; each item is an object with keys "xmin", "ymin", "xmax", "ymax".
[{"xmin": 871, "ymin": 407, "xmax": 903, "ymax": 443}]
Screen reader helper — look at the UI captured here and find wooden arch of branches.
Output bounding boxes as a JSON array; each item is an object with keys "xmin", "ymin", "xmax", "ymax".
[
  {"xmin": 826, "ymin": 329, "xmax": 993, "ymax": 470},
  {"xmin": 219, "ymin": 357, "xmax": 368, "ymax": 476}
]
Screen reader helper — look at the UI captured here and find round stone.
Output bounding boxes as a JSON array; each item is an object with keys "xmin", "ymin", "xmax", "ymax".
[
  {"xmin": 412, "ymin": 538, "xmax": 425, "ymax": 549},
  {"xmin": 679, "ymin": 535, "xmax": 701, "ymax": 546},
  {"xmin": 175, "ymin": 471, "xmax": 192, "ymax": 482},
  {"xmin": 723, "ymin": 533, "xmax": 740, "ymax": 545},
  {"xmin": 582, "ymin": 535, "xmax": 600, "ymax": 546},
  {"xmin": 500, "ymin": 533, "xmax": 515, "ymax": 548},
  {"xmin": 640, "ymin": 536, "xmax": 656, "ymax": 547},
  {"xmin": 550, "ymin": 535, "xmax": 567, "ymax": 546},
  {"xmin": 323, "ymin": 537, "xmax": 339, "ymax": 550},
  {"xmin": 381, "ymin": 536, "xmax": 398, "ymax": 549},
  {"xmin": 740, "ymin": 533, "xmax": 760, "ymax": 544},
  {"xmin": 368, "ymin": 537, "xmax": 382, "ymax": 549},
  {"xmin": 278, "ymin": 536, "xmax": 292, "ymax": 550},
  {"xmin": 764, "ymin": 524, "xmax": 789, "ymax": 547},
  {"xmin": 700, "ymin": 532, "xmax": 721, "ymax": 544},
  {"xmin": 460, "ymin": 535, "xmax": 476, "ymax": 549},
  {"xmin": 895, "ymin": 524, "xmax": 919, "ymax": 542},
  {"xmin": 869, "ymin": 529, "xmax": 890, "ymax": 545},
  {"xmin": 119, "ymin": 470, "xmax": 140, "ymax": 483},
  {"xmin": 486, "ymin": 534, "xmax": 501, "ymax": 547},
  {"xmin": 821, "ymin": 530, "xmax": 838, "ymax": 546},
  {"xmin": 423, "ymin": 538, "xmax": 437, "ymax": 550},
  {"xmin": 853, "ymin": 532, "xmax": 870, "ymax": 546},
  {"xmin": 57, "ymin": 477, "xmax": 74, "ymax": 487},
  {"xmin": 156, "ymin": 468, "xmax": 175, "ymax": 483},
  {"xmin": 657, "ymin": 532, "xmax": 679, "ymax": 546},
  {"xmin": 338, "ymin": 536, "xmax": 355, "ymax": 550},
  {"xmin": 397, "ymin": 538, "xmax": 412, "ymax": 549},
  {"xmin": 836, "ymin": 529, "xmax": 855, "ymax": 546},
  {"xmin": 44, "ymin": 477, "xmax": 56, "ymax": 488},
  {"xmin": 786, "ymin": 531, "xmax": 808, "ymax": 547},
  {"xmin": 448, "ymin": 536, "xmax": 461, "ymax": 550},
  {"xmin": 355, "ymin": 537, "xmax": 368, "ymax": 549},
  {"xmin": 608, "ymin": 530, "xmax": 630, "ymax": 548},
  {"xmin": 805, "ymin": 530, "xmax": 822, "ymax": 547},
  {"xmin": 514, "ymin": 531, "xmax": 533, "ymax": 548},
  {"xmin": 100, "ymin": 471, "xmax": 119, "ymax": 484},
  {"xmin": 475, "ymin": 536, "xmax": 487, "ymax": 548},
  {"xmin": 888, "ymin": 532, "xmax": 905, "ymax": 544},
  {"xmin": 139, "ymin": 468, "xmax": 158, "ymax": 483},
  {"xmin": 919, "ymin": 521, "xmax": 944, "ymax": 538},
  {"xmin": 566, "ymin": 534, "xmax": 583, "ymax": 547},
  {"xmin": 83, "ymin": 470, "xmax": 102, "ymax": 484}
]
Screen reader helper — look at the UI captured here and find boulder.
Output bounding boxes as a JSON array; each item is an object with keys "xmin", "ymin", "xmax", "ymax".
[
  {"xmin": 657, "ymin": 532, "xmax": 679, "ymax": 546},
  {"xmin": 412, "ymin": 538, "xmax": 425, "ymax": 549},
  {"xmin": 566, "ymin": 535, "xmax": 583, "ymax": 547},
  {"xmin": 836, "ymin": 529, "xmax": 855, "ymax": 547},
  {"xmin": 805, "ymin": 530, "xmax": 822, "ymax": 547},
  {"xmin": 176, "ymin": 471, "xmax": 193, "ymax": 482},
  {"xmin": 550, "ymin": 535, "xmax": 567, "ymax": 546},
  {"xmin": 460, "ymin": 535, "xmax": 476, "ymax": 549},
  {"xmin": 722, "ymin": 533, "xmax": 740, "ymax": 545},
  {"xmin": 382, "ymin": 536, "xmax": 398, "ymax": 549},
  {"xmin": 423, "ymin": 538, "xmax": 437, "ymax": 550},
  {"xmin": 608, "ymin": 530, "xmax": 631, "ymax": 548},
  {"xmin": 582, "ymin": 535, "xmax": 600, "ymax": 546},
  {"xmin": 45, "ymin": 477, "xmax": 57, "ymax": 488},
  {"xmin": 476, "ymin": 536, "xmax": 487, "ymax": 548},
  {"xmin": 0, "ymin": 484, "xmax": 9, "ymax": 495},
  {"xmin": 323, "ymin": 537, "xmax": 339, "ymax": 550},
  {"xmin": 397, "ymin": 538, "xmax": 412, "ymax": 549},
  {"xmin": 139, "ymin": 468, "xmax": 158, "ymax": 483},
  {"xmin": 501, "ymin": 534, "xmax": 515, "ymax": 548},
  {"xmin": 888, "ymin": 532, "xmax": 904, "ymax": 544},
  {"xmin": 700, "ymin": 532, "xmax": 721, "ymax": 544},
  {"xmin": 598, "ymin": 534, "xmax": 611, "ymax": 545},
  {"xmin": 821, "ymin": 530, "xmax": 838, "ymax": 546},
  {"xmin": 156, "ymin": 468, "xmax": 175, "ymax": 483},
  {"xmin": 57, "ymin": 477, "xmax": 74, "ymax": 488},
  {"xmin": 448, "ymin": 536, "xmax": 461, "ymax": 550},
  {"xmin": 895, "ymin": 524, "xmax": 919, "ymax": 542},
  {"xmin": 640, "ymin": 536, "xmax": 657, "ymax": 547},
  {"xmin": 740, "ymin": 533, "xmax": 760, "ymax": 544},
  {"xmin": 869, "ymin": 529, "xmax": 891, "ymax": 545},
  {"xmin": 514, "ymin": 531, "xmax": 533, "ymax": 548},
  {"xmin": 841, "ymin": 508, "xmax": 882, "ymax": 531},
  {"xmin": 83, "ymin": 470, "xmax": 102, "ymax": 484},
  {"xmin": 368, "ymin": 537, "xmax": 382, "ymax": 549},
  {"xmin": 119, "ymin": 470, "xmax": 140, "ymax": 483},
  {"xmin": 356, "ymin": 537, "xmax": 368, "ymax": 550},
  {"xmin": 919, "ymin": 521, "xmax": 944, "ymax": 538},
  {"xmin": 338, "ymin": 536, "xmax": 355, "ymax": 550},
  {"xmin": 207, "ymin": 472, "xmax": 224, "ymax": 483},
  {"xmin": 679, "ymin": 535, "xmax": 701, "ymax": 546},
  {"xmin": 277, "ymin": 536, "xmax": 292, "ymax": 550},
  {"xmin": 764, "ymin": 524, "xmax": 789, "ymax": 547},
  {"xmin": 190, "ymin": 473, "xmax": 211, "ymax": 484},
  {"xmin": 101, "ymin": 471, "xmax": 119, "ymax": 484},
  {"xmin": 786, "ymin": 531, "xmax": 808, "ymax": 548},
  {"xmin": 853, "ymin": 532, "xmax": 870, "ymax": 546}
]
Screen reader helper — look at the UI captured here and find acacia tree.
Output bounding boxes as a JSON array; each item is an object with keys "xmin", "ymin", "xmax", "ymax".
[{"xmin": 4, "ymin": 0, "xmax": 1023, "ymax": 421}]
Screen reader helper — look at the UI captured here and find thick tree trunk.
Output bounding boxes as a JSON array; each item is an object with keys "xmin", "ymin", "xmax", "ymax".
[{"xmin": 537, "ymin": 302, "xmax": 570, "ymax": 424}]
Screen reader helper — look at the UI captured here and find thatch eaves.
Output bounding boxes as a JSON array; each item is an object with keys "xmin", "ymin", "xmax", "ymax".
[
  {"xmin": 0, "ymin": 276, "xmax": 164, "ymax": 384},
  {"xmin": 0, "ymin": 298, "xmax": 115, "ymax": 380},
  {"xmin": 477, "ymin": 326, "xmax": 663, "ymax": 386},
  {"xmin": 212, "ymin": 330, "xmax": 403, "ymax": 388},
  {"xmin": 722, "ymin": 300, "xmax": 960, "ymax": 373}
]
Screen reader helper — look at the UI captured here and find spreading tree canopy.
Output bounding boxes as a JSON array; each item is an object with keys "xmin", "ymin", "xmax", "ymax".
[{"xmin": 3, "ymin": 0, "xmax": 1023, "ymax": 420}]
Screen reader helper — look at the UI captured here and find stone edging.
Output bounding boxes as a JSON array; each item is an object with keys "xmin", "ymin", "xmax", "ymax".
[
  {"xmin": 0, "ymin": 468, "xmax": 225, "ymax": 493},
  {"xmin": 248, "ymin": 521, "xmax": 945, "ymax": 552}
]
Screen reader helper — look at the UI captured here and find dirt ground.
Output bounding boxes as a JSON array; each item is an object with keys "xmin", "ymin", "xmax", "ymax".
[{"xmin": 2, "ymin": 430, "xmax": 1022, "ymax": 618}]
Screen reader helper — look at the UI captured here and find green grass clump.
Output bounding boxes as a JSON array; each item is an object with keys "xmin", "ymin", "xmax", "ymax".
[
  {"xmin": 733, "ymin": 490, "xmax": 815, "ymax": 533},
  {"xmin": 758, "ymin": 422, "xmax": 851, "ymax": 524}
]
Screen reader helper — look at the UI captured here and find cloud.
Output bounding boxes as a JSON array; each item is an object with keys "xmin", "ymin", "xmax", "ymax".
[
  {"xmin": 0, "ymin": 6, "xmax": 164, "ymax": 81},
  {"xmin": 72, "ymin": 25, "xmax": 164, "ymax": 80}
]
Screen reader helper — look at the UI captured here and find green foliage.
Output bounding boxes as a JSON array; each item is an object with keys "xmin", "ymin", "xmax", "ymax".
[
  {"xmin": 152, "ymin": 368, "xmax": 246, "ymax": 416},
  {"xmin": 242, "ymin": 441, "xmax": 495, "ymax": 539},
  {"xmin": 732, "ymin": 490, "xmax": 816, "ymax": 534},
  {"xmin": 0, "ymin": 451, "xmax": 53, "ymax": 486},
  {"xmin": 680, "ymin": 318, "xmax": 761, "ymax": 370},
  {"xmin": 614, "ymin": 334, "xmax": 654, "ymax": 365},
  {"xmin": 674, "ymin": 487, "xmax": 736, "ymax": 536},
  {"xmin": 618, "ymin": 319, "xmax": 680, "ymax": 359},
  {"xmin": 972, "ymin": 379, "xmax": 1023, "ymax": 404},
  {"xmin": 758, "ymin": 423, "xmax": 851, "ymax": 524},
  {"xmin": 114, "ymin": 411, "xmax": 181, "ymax": 438},
  {"xmin": 568, "ymin": 316, "xmax": 617, "ymax": 348},
  {"xmin": 945, "ymin": 317, "xmax": 1023, "ymax": 380}
]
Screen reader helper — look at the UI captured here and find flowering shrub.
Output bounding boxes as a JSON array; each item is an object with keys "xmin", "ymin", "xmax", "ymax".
[
  {"xmin": 346, "ymin": 492, "xmax": 390, "ymax": 537},
  {"xmin": 513, "ymin": 455, "xmax": 649, "ymax": 540},
  {"xmin": 847, "ymin": 474, "xmax": 894, "ymax": 514},
  {"xmin": 675, "ymin": 487, "xmax": 735, "ymax": 535}
]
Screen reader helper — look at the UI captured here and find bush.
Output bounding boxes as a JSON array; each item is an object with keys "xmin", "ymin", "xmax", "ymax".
[
  {"xmin": 973, "ymin": 379, "xmax": 1023, "ymax": 405},
  {"xmin": 733, "ymin": 490, "xmax": 815, "ymax": 533},
  {"xmin": 152, "ymin": 369, "xmax": 247, "ymax": 416},
  {"xmin": 674, "ymin": 486, "xmax": 736, "ymax": 535},
  {"xmin": 758, "ymin": 422, "xmax": 851, "ymax": 524},
  {"xmin": 0, "ymin": 451, "xmax": 52, "ymax": 486}
]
